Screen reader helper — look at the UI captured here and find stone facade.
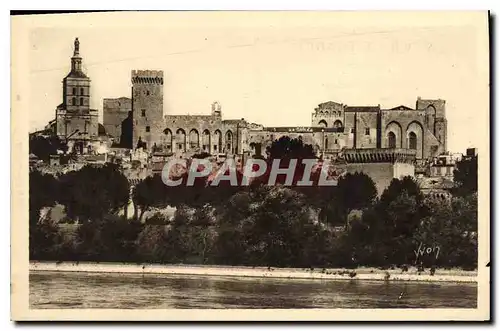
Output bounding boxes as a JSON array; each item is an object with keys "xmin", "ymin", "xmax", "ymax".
[
  {"xmin": 97, "ymin": 64, "xmax": 448, "ymax": 194},
  {"xmin": 103, "ymin": 97, "xmax": 131, "ymax": 146},
  {"xmin": 54, "ymin": 38, "xmax": 99, "ymax": 153},
  {"xmin": 131, "ymin": 70, "xmax": 164, "ymax": 150},
  {"xmin": 102, "ymin": 68, "xmax": 446, "ymax": 167}
]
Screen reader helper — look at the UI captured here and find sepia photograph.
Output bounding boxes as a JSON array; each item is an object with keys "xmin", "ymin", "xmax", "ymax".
[{"xmin": 11, "ymin": 10, "xmax": 490, "ymax": 321}]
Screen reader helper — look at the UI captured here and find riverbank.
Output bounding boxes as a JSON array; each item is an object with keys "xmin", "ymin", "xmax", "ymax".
[{"xmin": 29, "ymin": 261, "xmax": 477, "ymax": 283}]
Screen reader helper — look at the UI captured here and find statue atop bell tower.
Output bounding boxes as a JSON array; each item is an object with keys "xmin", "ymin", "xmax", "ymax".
[{"xmin": 74, "ymin": 37, "xmax": 80, "ymax": 55}]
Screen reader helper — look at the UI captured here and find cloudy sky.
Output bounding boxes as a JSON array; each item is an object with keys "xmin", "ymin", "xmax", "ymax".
[{"xmin": 20, "ymin": 11, "xmax": 488, "ymax": 154}]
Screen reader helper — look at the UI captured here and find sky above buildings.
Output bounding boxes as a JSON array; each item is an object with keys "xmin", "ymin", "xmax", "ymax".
[{"xmin": 22, "ymin": 11, "xmax": 488, "ymax": 154}]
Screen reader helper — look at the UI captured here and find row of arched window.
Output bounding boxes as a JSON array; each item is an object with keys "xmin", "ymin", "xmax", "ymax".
[
  {"xmin": 161, "ymin": 128, "xmax": 234, "ymax": 154},
  {"xmin": 71, "ymin": 97, "xmax": 85, "ymax": 106},
  {"xmin": 318, "ymin": 120, "xmax": 343, "ymax": 128},
  {"xmin": 71, "ymin": 87, "xmax": 85, "ymax": 95},
  {"xmin": 387, "ymin": 131, "xmax": 417, "ymax": 149}
]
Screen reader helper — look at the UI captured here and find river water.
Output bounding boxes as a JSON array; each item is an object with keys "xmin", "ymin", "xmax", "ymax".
[{"xmin": 30, "ymin": 271, "xmax": 477, "ymax": 309}]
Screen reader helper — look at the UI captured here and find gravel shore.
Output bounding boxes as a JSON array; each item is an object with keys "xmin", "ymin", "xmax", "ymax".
[{"xmin": 29, "ymin": 261, "xmax": 478, "ymax": 283}]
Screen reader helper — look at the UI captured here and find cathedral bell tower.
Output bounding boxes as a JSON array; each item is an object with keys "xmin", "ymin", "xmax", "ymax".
[
  {"xmin": 55, "ymin": 38, "xmax": 98, "ymax": 152},
  {"xmin": 63, "ymin": 38, "xmax": 91, "ymax": 114}
]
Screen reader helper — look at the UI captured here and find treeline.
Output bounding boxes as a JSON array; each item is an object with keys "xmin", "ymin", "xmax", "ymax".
[{"xmin": 29, "ymin": 137, "xmax": 478, "ymax": 269}]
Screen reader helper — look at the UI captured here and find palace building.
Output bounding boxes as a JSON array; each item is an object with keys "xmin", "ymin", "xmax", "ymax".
[{"xmin": 44, "ymin": 38, "xmax": 449, "ymax": 194}]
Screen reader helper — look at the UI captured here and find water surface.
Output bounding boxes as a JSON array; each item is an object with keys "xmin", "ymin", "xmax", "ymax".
[{"xmin": 30, "ymin": 271, "xmax": 477, "ymax": 309}]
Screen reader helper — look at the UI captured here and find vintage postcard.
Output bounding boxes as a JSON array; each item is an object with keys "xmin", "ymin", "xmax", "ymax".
[{"xmin": 11, "ymin": 11, "xmax": 490, "ymax": 321}]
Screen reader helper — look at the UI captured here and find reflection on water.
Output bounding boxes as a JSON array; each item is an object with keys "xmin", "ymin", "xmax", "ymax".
[{"xmin": 30, "ymin": 271, "xmax": 477, "ymax": 309}]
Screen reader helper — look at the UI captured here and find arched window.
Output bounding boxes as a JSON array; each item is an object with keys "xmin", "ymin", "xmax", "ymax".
[
  {"xmin": 163, "ymin": 129, "xmax": 173, "ymax": 152},
  {"xmin": 189, "ymin": 129, "xmax": 200, "ymax": 150},
  {"xmin": 202, "ymin": 129, "xmax": 211, "ymax": 152},
  {"xmin": 176, "ymin": 129, "xmax": 186, "ymax": 152},
  {"xmin": 214, "ymin": 130, "xmax": 222, "ymax": 153},
  {"xmin": 333, "ymin": 120, "xmax": 343, "ymax": 128},
  {"xmin": 225, "ymin": 130, "xmax": 234, "ymax": 154},
  {"xmin": 388, "ymin": 132, "xmax": 396, "ymax": 148},
  {"xmin": 318, "ymin": 120, "xmax": 328, "ymax": 127},
  {"xmin": 409, "ymin": 132, "xmax": 417, "ymax": 150}
]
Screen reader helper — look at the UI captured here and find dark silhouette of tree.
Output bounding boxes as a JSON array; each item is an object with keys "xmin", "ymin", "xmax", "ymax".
[
  {"xmin": 58, "ymin": 163, "xmax": 130, "ymax": 222},
  {"xmin": 379, "ymin": 176, "xmax": 423, "ymax": 207},
  {"xmin": 75, "ymin": 215, "xmax": 142, "ymax": 262},
  {"xmin": 251, "ymin": 136, "xmax": 318, "ymax": 187},
  {"xmin": 336, "ymin": 172, "xmax": 377, "ymax": 227},
  {"xmin": 29, "ymin": 135, "xmax": 66, "ymax": 162}
]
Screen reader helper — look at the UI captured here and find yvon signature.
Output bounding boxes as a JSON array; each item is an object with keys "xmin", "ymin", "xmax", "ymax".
[{"xmin": 414, "ymin": 242, "xmax": 440, "ymax": 260}]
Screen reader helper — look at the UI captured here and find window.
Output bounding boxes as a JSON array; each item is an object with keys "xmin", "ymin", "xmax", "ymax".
[
  {"xmin": 72, "ymin": 97, "xmax": 76, "ymax": 106},
  {"xmin": 146, "ymin": 126, "xmax": 151, "ymax": 133},
  {"xmin": 72, "ymin": 88, "xmax": 76, "ymax": 95},
  {"xmin": 213, "ymin": 145, "xmax": 218, "ymax": 151},
  {"xmin": 80, "ymin": 88, "xmax": 84, "ymax": 95},
  {"xmin": 141, "ymin": 109, "xmax": 146, "ymax": 117},
  {"xmin": 334, "ymin": 139, "xmax": 338, "ymax": 144},
  {"xmin": 147, "ymin": 91, "xmax": 150, "ymax": 96},
  {"xmin": 365, "ymin": 128, "xmax": 370, "ymax": 135},
  {"xmin": 388, "ymin": 132, "xmax": 396, "ymax": 148},
  {"xmin": 325, "ymin": 138, "xmax": 329, "ymax": 149},
  {"xmin": 80, "ymin": 98, "xmax": 84, "ymax": 106},
  {"xmin": 350, "ymin": 128, "xmax": 354, "ymax": 133},
  {"xmin": 409, "ymin": 132, "xmax": 417, "ymax": 150}
]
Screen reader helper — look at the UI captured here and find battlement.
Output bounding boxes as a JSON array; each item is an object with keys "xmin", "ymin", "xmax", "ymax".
[
  {"xmin": 343, "ymin": 148, "xmax": 416, "ymax": 164},
  {"xmin": 131, "ymin": 70, "xmax": 164, "ymax": 85}
]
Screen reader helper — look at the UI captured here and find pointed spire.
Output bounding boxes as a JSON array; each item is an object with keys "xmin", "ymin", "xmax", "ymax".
[{"xmin": 74, "ymin": 38, "xmax": 80, "ymax": 56}]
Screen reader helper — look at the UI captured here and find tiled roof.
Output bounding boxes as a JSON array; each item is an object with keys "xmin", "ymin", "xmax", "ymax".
[{"xmin": 65, "ymin": 70, "xmax": 88, "ymax": 79}]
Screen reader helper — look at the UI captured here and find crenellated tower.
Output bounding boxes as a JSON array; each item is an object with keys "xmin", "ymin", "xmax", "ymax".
[{"xmin": 131, "ymin": 70, "xmax": 164, "ymax": 150}]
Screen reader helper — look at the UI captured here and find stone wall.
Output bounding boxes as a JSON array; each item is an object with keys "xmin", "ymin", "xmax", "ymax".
[
  {"xmin": 55, "ymin": 109, "xmax": 99, "ymax": 142},
  {"xmin": 103, "ymin": 97, "xmax": 132, "ymax": 145}
]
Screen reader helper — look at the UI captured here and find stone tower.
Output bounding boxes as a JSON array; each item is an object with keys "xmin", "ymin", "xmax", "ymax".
[
  {"xmin": 416, "ymin": 97, "xmax": 447, "ymax": 153},
  {"xmin": 131, "ymin": 70, "xmax": 164, "ymax": 150},
  {"xmin": 63, "ymin": 38, "xmax": 90, "ymax": 113},
  {"xmin": 55, "ymin": 38, "xmax": 98, "ymax": 153}
]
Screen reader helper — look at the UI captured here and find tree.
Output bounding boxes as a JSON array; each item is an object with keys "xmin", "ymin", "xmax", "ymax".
[
  {"xmin": 371, "ymin": 177, "xmax": 427, "ymax": 266},
  {"xmin": 336, "ymin": 172, "xmax": 377, "ymax": 227},
  {"xmin": 75, "ymin": 215, "xmax": 142, "ymax": 262},
  {"xmin": 243, "ymin": 186, "xmax": 323, "ymax": 267},
  {"xmin": 58, "ymin": 163, "xmax": 130, "ymax": 222},
  {"xmin": 136, "ymin": 224, "xmax": 170, "ymax": 263},
  {"xmin": 379, "ymin": 176, "xmax": 423, "ymax": 207},
  {"xmin": 29, "ymin": 170, "xmax": 61, "ymax": 260},
  {"xmin": 249, "ymin": 136, "xmax": 317, "ymax": 188},
  {"xmin": 453, "ymin": 155, "xmax": 478, "ymax": 196},
  {"xmin": 133, "ymin": 174, "xmax": 170, "ymax": 222},
  {"xmin": 29, "ymin": 135, "xmax": 65, "ymax": 162}
]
